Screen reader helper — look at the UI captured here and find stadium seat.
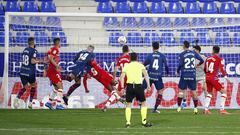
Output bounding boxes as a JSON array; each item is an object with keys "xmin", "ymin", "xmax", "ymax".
[
  {"xmin": 199, "ymin": 0, "xmax": 214, "ymax": 2},
  {"xmin": 173, "ymin": 18, "xmax": 189, "ymax": 30},
  {"xmin": 127, "ymin": 32, "xmax": 142, "ymax": 46},
  {"xmin": 220, "ymin": 3, "xmax": 235, "ymax": 14},
  {"xmin": 144, "ymin": 32, "xmax": 161, "ymax": 45},
  {"xmin": 0, "ymin": 3, "xmax": 4, "ymax": 15},
  {"xmin": 0, "ymin": 32, "xmax": 3, "ymax": 46},
  {"xmin": 34, "ymin": 31, "xmax": 49, "ymax": 46},
  {"xmin": 150, "ymin": 2, "xmax": 166, "ymax": 13},
  {"xmin": 156, "ymin": 18, "xmax": 172, "ymax": 28},
  {"xmin": 209, "ymin": 18, "xmax": 225, "ymax": 32},
  {"xmin": 109, "ymin": 32, "xmax": 124, "ymax": 46},
  {"xmin": 186, "ymin": 2, "xmax": 201, "ymax": 14},
  {"xmin": 138, "ymin": 17, "xmax": 154, "ymax": 28},
  {"xmin": 132, "ymin": 2, "xmax": 148, "ymax": 13},
  {"xmin": 237, "ymin": 3, "xmax": 240, "ymax": 13},
  {"xmin": 51, "ymin": 32, "xmax": 67, "ymax": 46},
  {"xmin": 23, "ymin": 1, "xmax": 39, "ymax": 12},
  {"xmin": 0, "ymin": 32, "xmax": 14, "ymax": 46},
  {"xmin": 97, "ymin": 1, "xmax": 113, "ymax": 13},
  {"xmin": 196, "ymin": 32, "xmax": 212, "ymax": 45},
  {"xmin": 5, "ymin": 1, "xmax": 21, "ymax": 12},
  {"xmin": 168, "ymin": 2, "xmax": 183, "ymax": 14},
  {"xmin": 11, "ymin": 16, "xmax": 28, "ymax": 31},
  {"xmin": 215, "ymin": 32, "xmax": 231, "ymax": 46},
  {"xmin": 191, "ymin": 18, "xmax": 208, "ymax": 32},
  {"xmin": 115, "ymin": 2, "xmax": 131, "ymax": 13},
  {"xmin": 121, "ymin": 17, "xmax": 137, "ymax": 28},
  {"xmin": 227, "ymin": 18, "xmax": 240, "ymax": 32},
  {"xmin": 161, "ymin": 33, "xmax": 177, "ymax": 46},
  {"xmin": 46, "ymin": 17, "xmax": 62, "ymax": 31},
  {"xmin": 103, "ymin": 17, "xmax": 119, "ymax": 28},
  {"xmin": 0, "ymin": 16, "xmax": 4, "ymax": 31},
  {"xmin": 15, "ymin": 32, "xmax": 30, "ymax": 46},
  {"xmin": 203, "ymin": 2, "xmax": 218, "ymax": 14},
  {"xmin": 29, "ymin": 16, "xmax": 45, "ymax": 31},
  {"xmin": 180, "ymin": 32, "xmax": 195, "ymax": 43},
  {"xmin": 232, "ymin": 33, "xmax": 240, "ymax": 46},
  {"xmin": 41, "ymin": 1, "xmax": 56, "ymax": 12}
]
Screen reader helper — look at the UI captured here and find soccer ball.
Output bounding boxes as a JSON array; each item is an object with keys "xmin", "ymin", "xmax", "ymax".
[{"xmin": 118, "ymin": 36, "xmax": 127, "ymax": 45}]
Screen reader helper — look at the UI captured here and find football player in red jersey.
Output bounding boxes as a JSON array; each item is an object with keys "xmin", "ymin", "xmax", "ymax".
[
  {"xmin": 44, "ymin": 38, "xmax": 65, "ymax": 110},
  {"xmin": 204, "ymin": 46, "xmax": 231, "ymax": 115}
]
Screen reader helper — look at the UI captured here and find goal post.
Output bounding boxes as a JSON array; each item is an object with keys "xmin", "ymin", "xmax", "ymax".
[{"xmin": 1, "ymin": 12, "xmax": 240, "ymax": 109}]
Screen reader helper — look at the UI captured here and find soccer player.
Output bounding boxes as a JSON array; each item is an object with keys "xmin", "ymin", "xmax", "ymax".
[
  {"xmin": 13, "ymin": 37, "xmax": 41, "ymax": 109},
  {"xmin": 177, "ymin": 41, "xmax": 204, "ymax": 114},
  {"xmin": 204, "ymin": 46, "xmax": 231, "ymax": 115},
  {"xmin": 83, "ymin": 60, "xmax": 121, "ymax": 111},
  {"xmin": 62, "ymin": 45, "xmax": 95, "ymax": 105},
  {"xmin": 45, "ymin": 38, "xmax": 65, "ymax": 110},
  {"xmin": 143, "ymin": 42, "xmax": 169, "ymax": 113}
]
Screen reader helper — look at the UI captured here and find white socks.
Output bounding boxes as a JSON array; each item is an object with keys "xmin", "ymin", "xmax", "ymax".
[
  {"xmin": 220, "ymin": 93, "xmax": 227, "ymax": 110},
  {"xmin": 204, "ymin": 94, "xmax": 212, "ymax": 110},
  {"xmin": 105, "ymin": 91, "xmax": 120, "ymax": 107}
]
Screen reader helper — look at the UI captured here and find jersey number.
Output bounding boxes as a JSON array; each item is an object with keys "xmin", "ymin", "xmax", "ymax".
[
  {"xmin": 184, "ymin": 58, "xmax": 195, "ymax": 69},
  {"xmin": 79, "ymin": 53, "xmax": 89, "ymax": 60},
  {"xmin": 206, "ymin": 62, "xmax": 214, "ymax": 73},
  {"xmin": 152, "ymin": 59, "xmax": 159, "ymax": 70},
  {"xmin": 91, "ymin": 68, "xmax": 98, "ymax": 76},
  {"xmin": 22, "ymin": 55, "xmax": 29, "ymax": 66}
]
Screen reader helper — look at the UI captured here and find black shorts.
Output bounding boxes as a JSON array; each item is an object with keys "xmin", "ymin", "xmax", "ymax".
[
  {"xmin": 20, "ymin": 74, "xmax": 36, "ymax": 86},
  {"xmin": 126, "ymin": 83, "xmax": 146, "ymax": 103}
]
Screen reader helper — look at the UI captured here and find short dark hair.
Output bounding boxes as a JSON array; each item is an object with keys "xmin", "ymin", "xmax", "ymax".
[
  {"xmin": 122, "ymin": 45, "xmax": 129, "ymax": 53},
  {"xmin": 53, "ymin": 38, "xmax": 60, "ymax": 44},
  {"xmin": 183, "ymin": 41, "xmax": 190, "ymax": 48},
  {"xmin": 152, "ymin": 42, "xmax": 159, "ymax": 50},
  {"xmin": 130, "ymin": 52, "xmax": 137, "ymax": 61},
  {"xmin": 193, "ymin": 45, "xmax": 201, "ymax": 52},
  {"xmin": 213, "ymin": 45, "xmax": 220, "ymax": 53},
  {"xmin": 28, "ymin": 37, "xmax": 35, "ymax": 45}
]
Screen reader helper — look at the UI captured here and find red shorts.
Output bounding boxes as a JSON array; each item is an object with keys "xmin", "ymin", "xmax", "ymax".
[
  {"xmin": 95, "ymin": 74, "xmax": 113, "ymax": 88},
  {"xmin": 47, "ymin": 70, "xmax": 62, "ymax": 85},
  {"xmin": 206, "ymin": 78, "xmax": 223, "ymax": 92}
]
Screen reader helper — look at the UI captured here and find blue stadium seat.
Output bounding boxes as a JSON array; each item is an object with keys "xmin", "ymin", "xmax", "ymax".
[
  {"xmin": 186, "ymin": 2, "xmax": 201, "ymax": 14},
  {"xmin": 220, "ymin": 3, "xmax": 235, "ymax": 14},
  {"xmin": 0, "ymin": 16, "xmax": 4, "ymax": 31},
  {"xmin": 180, "ymin": 32, "xmax": 195, "ymax": 43},
  {"xmin": 215, "ymin": 32, "xmax": 231, "ymax": 46},
  {"xmin": 132, "ymin": 2, "xmax": 148, "ymax": 13},
  {"xmin": 23, "ymin": 1, "xmax": 39, "ymax": 12},
  {"xmin": 168, "ymin": 2, "xmax": 183, "ymax": 14},
  {"xmin": 127, "ymin": 32, "xmax": 142, "ymax": 46},
  {"xmin": 237, "ymin": 3, "xmax": 240, "ymax": 13},
  {"xmin": 46, "ymin": 17, "xmax": 62, "ymax": 31},
  {"xmin": 11, "ymin": 16, "xmax": 28, "ymax": 31},
  {"xmin": 191, "ymin": 18, "xmax": 208, "ymax": 32},
  {"xmin": 232, "ymin": 33, "xmax": 240, "ymax": 46},
  {"xmin": 29, "ymin": 16, "xmax": 45, "ymax": 31},
  {"xmin": 150, "ymin": 2, "xmax": 166, "ymax": 13},
  {"xmin": 203, "ymin": 2, "xmax": 218, "ymax": 14},
  {"xmin": 144, "ymin": 32, "xmax": 161, "ymax": 45},
  {"xmin": 51, "ymin": 32, "xmax": 67, "ymax": 46},
  {"xmin": 196, "ymin": 32, "xmax": 212, "ymax": 45},
  {"xmin": 161, "ymin": 33, "xmax": 177, "ymax": 46},
  {"xmin": 156, "ymin": 18, "xmax": 172, "ymax": 28},
  {"xmin": 97, "ymin": 1, "xmax": 113, "ymax": 13},
  {"xmin": 15, "ymin": 32, "xmax": 30, "ymax": 46},
  {"xmin": 199, "ymin": 0, "xmax": 214, "ymax": 2},
  {"xmin": 138, "ymin": 17, "xmax": 154, "ymax": 28},
  {"xmin": 174, "ymin": 18, "xmax": 189, "ymax": 30},
  {"xmin": 209, "ymin": 18, "xmax": 225, "ymax": 32},
  {"xmin": 0, "ymin": 32, "xmax": 14, "ymax": 46},
  {"xmin": 103, "ymin": 17, "xmax": 118, "ymax": 28},
  {"xmin": 227, "ymin": 18, "xmax": 240, "ymax": 32},
  {"xmin": 34, "ymin": 31, "xmax": 49, "ymax": 46},
  {"xmin": 0, "ymin": 3, "xmax": 4, "ymax": 15},
  {"xmin": 109, "ymin": 32, "xmax": 124, "ymax": 46},
  {"xmin": 41, "ymin": 1, "xmax": 56, "ymax": 12},
  {"xmin": 115, "ymin": 2, "xmax": 131, "ymax": 13},
  {"xmin": 121, "ymin": 17, "xmax": 137, "ymax": 28},
  {"xmin": 0, "ymin": 32, "xmax": 4, "ymax": 46},
  {"xmin": 6, "ymin": 1, "xmax": 21, "ymax": 12}
]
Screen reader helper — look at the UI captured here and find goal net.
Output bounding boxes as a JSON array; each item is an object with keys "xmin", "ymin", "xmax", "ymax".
[{"xmin": 1, "ymin": 12, "xmax": 240, "ymax": 109}]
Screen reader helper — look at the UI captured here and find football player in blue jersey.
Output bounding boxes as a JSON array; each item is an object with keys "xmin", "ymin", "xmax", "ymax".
[
  {"xmin": 176, "ymin": 41, "xmax": 204, "ymax": 114},
  {"xmin": 143, "ymin": 42, "xmax": 169, "ymax": 113},
  {"xmin": 13, "ymin": 37, "xmax": 41, "ymax": 109},
  {"xmin": 62, "ymin": 45, "xmax": 95, "ymax": 105}
]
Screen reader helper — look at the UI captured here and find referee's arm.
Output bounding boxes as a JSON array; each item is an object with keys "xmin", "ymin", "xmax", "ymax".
[
  {"xmin": 120, "ymin": 72, "xmax": 126, "ymax": 90},
  {"xmin": 142, "ymin": 68, "xmax": 151, "ymax": 90}
]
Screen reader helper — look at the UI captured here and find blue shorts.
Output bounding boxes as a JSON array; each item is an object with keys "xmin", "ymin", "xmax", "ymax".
[
  {"xmin": 142, "ymin": 77, "xmax": 164, "ymax": 90},
  {"xmin": 178, "ymin": 78, "xmax": 196, "ymax": 91},
  {"xmin": 71, "ymin": 66, "xmax": 83, "ymax": 79},
  {"xmin": 20, "ymin": 74, "xmax": 36, "ymax": 86}
]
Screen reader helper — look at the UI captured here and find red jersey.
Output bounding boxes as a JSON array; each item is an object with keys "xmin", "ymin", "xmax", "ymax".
[
  {"xmin": 116, "ymin": 54, "xmax": 130, "ymax": 72},
  {"xmin": 204, "ymin": 54, "xmax": 226, "ymax": 80},
  {"xmin": 47, "ymin": 46, "xmax": 60, "ymax": 73}
]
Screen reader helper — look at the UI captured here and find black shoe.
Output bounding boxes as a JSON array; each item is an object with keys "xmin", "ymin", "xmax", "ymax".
[
  {"xmin": 63, "ymin": 96, "xmax": 68, "ymax": 105},
  {"xmin": 125, "ymin": 124, "xmax": 130, "ymax": 128},
  {"xmin": 142, "ymin": 122, "xmax": 152, "ymax": 127}
]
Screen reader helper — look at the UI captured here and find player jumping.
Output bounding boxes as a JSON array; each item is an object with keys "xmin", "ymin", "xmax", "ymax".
[
  {"xmin": 45, "ymin": 38, "xmax": 65, "ymax": 110},
  {"xmin": 203, "ymin": 46, "xmax": 231, "ymax": 115},
  {"xmin": 14, "ymin": 37, "xmax": 41, "ymax": 109},
  {"xmin": 176, "ymin": 41, "xmax": 204, "ymax": 114},
  {"xmin": 62, "ymin": 45, "xmax": 95, "ymax": 105},
  {"xmin": 143, "ymin": 42, "xmax": 169, "ymax": 113}
]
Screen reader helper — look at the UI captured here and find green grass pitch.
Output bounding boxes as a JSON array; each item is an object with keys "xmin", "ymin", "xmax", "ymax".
[{"xmin": 0, "ymin": 109, "xmax": 239, "ymax": 135}]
